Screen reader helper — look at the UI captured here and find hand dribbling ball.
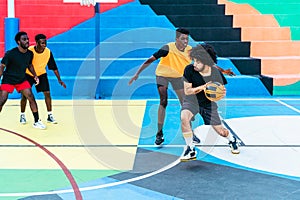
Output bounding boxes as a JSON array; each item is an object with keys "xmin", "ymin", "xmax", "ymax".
[{"xmin": 204, "ymin": 82, "xmax": 226, "ymax": 101}]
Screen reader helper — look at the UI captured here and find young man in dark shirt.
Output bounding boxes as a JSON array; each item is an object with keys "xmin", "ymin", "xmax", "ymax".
[
  {"xmin": 180, "ymin": 44, "xmax": 239, "ymax": 162},
  {"xmin": 0, "ymin": 31, "xmax": 46, "ymax": 129}
]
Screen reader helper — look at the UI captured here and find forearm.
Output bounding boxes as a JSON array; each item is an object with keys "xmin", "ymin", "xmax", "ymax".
[
  {"xmin": 28, "ymin": 65, "xmax": 37, "ymax": 77},
  {"xmin": 184, "ymin": 82, "xmax": 206, "ymax": 95},
  {"xmin": 135, "ymin": 56, "xmax": 156, "ymax": 76},
  {"xmin": 53, "ymin": 70, "xmax": 62, "ymax": 81},
  {"xmin": 0, "ymin": 64, "xmax": 4, "ymax": 77}
]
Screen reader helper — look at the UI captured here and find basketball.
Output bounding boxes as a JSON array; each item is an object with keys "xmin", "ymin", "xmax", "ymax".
[{"xmin": 204, "ymin": 82, "xmax": 226, "ymax": 101}]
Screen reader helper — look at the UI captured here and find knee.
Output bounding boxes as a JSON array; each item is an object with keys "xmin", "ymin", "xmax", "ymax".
[
  {"xmin": 0, "ymin": 96, "xmax": 7, "ymax": 106},
  {"xmin": 218, "ymin": 128, "xmax": 229, "ymax": 137},
  {"xmin": 160, "ymin": 98, "xmax": 168, "ymax": 108},
  {"xmin": 44, "ymin": 91, "xmax": 51, "ymax": 98},
  {"xmin": 181, "ymin": 115, "xmax": 191, "ymax": 129},
  {"xmin": 21, "ymin": 94, "xmax": 27, "ymax": 101},
  {"xmin": 26, "ymin": 93, "xmax": 35, "ymax": 101}
]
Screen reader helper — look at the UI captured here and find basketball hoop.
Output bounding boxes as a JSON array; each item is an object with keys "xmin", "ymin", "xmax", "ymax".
[
  {"xmin": 81, "ymin": 0, "xmax": 96, "ymax": 6},
  {"xmin": 63, "ymin": 0, "xmax": 118, "ymax": 6}
]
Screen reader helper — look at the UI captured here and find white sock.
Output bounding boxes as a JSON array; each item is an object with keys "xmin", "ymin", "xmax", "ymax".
[
  {"xmin": 183, "ymin": 131, "xmax": 193, "ymax": 146},
  {"xmin": 48, "ymin": 111, "xmax": 52, "ymax": 115},
  {"xmin": 226, "ymin": 132, "xmax": 235, "ymax": 142},
  {"xmin": 21, "ymin": 112, "xmax": 25, "ymax": 116}
]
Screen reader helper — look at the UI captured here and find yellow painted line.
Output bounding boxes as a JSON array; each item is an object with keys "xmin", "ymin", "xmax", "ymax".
[{"xmin": 0, "ymin": 100, "xmax": 146, "ymax": 170}]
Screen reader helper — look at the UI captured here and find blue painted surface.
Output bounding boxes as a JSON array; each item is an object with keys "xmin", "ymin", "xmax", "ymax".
[
  {"xmin": 23, "ymin": 0, "xmax": 267, "ymax": 99},
  {"xmin": 1, "ymin": 1, "xmax": 271, "ymax": 100},
  {"xmin": 58, "ymin": 177, "xmax": 183, "ymax": 200},
  {"xmin": 138, "ymin": 99, "xmax": 300, "ymax": 182}
]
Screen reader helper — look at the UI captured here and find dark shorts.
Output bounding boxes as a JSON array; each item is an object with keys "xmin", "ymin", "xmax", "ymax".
[
  {"xmin": 0, "ymin": 80, "xmax": 31, "ymax": 93},
  {"xmin": 156, "ymin": 76, "xmax": 183, "ymax": 90},
  {"xmin": 182, "ymin": 101, "xmax": 222, "ymax": 125},
  {"xmin": 26, "ymin": 73, "xmax": 50, "ymax": 93}
]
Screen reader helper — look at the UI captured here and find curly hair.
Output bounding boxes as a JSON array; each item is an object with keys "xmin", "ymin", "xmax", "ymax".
[
  {"xmin": 200, "ymin": 43, "xmax": 217, "ymax": 64},
  {"xmin": 189, "ymin": 44, "xmax": 215, "ymax": 66}
]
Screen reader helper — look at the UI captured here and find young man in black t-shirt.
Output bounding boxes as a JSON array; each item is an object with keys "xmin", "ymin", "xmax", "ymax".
[
  {"xmin": 0, "ymin": 31, "xmax": 46, "ymax": 129},
  {"xmin": 180, "ymin": 45, "xmax": 239, "ymax": 162}
]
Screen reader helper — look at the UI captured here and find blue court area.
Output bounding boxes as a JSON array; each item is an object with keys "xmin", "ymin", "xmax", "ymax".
[{"xmin": 2, "ymin": 97, "xmax": 299, "ymax": 200}]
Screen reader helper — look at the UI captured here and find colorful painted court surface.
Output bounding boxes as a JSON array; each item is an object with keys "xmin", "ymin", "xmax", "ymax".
[{"xmin": 1, "ymin": 98, "xmax": 300, "ymax": 199}]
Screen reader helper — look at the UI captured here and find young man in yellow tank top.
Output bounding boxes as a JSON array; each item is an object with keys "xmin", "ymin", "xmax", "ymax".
[
  {"xmin": 19, "ymin": 34, "xmax": 66, "ymax": 124},
  {"xmin": 128, "ymin": 28, "xmax": 200, "ymax": 146}
]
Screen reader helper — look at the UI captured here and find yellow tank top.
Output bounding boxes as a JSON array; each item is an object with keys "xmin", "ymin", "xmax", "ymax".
[
  {"xmin": 26, "ymin": 46, "xmax": 50, "ymax": 76},
  {"xmin": 155, "ymin": 42, "xmax": 192, "ymax": 78}
]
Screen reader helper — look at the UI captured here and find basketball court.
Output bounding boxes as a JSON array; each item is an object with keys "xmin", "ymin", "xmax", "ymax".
[{"xmin": 1, "ymin": 97, "xmax": 300, "ymax": 199}]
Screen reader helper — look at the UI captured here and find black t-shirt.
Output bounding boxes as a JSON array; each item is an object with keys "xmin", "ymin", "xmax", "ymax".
[
  {"xmin": 183, "ymin": 64, "xmax": 227, "ymax": 107},
  {"xmin": 1, "ymin": 47, "xmax": 33, "ymax": 84}
]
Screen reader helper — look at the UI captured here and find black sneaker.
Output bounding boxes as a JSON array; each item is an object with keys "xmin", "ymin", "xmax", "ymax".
[
  {"xmin": 155, "ymin": 131, "xmax": 164, "ymax": 146},
  {"xmin": 192, "ymin": 134, "xmax": 200, "ymax": 144},
  {"xmin": 180, "ymin": 145, "xmax": 197, "ymax": 162},
  {"xmin": 229, "ymin": 137, "xmax": 240, "ymax": 154},
  {"xmin": 47, "ymin": 114, "xmax": 57, "ymax": 124}
]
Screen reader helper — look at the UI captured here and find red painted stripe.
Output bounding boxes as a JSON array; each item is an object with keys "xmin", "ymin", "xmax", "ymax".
[{"xmin": 0, "ymin": 127, "xmax": 83, "ymax": 200}]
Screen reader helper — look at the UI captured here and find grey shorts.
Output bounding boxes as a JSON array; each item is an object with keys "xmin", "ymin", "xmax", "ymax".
[
  {"xmin": 156, "ymin": 76, "xmax": 183, "ymax": 90},
  {"xmin": 182, "ymin": 101, "xmax": 222, "ymax": 125}
]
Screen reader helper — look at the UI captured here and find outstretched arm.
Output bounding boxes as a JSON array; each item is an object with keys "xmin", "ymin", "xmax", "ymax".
[{"xmin": 128, "ymin": 56, "xmax": 157, "ymax": 85}]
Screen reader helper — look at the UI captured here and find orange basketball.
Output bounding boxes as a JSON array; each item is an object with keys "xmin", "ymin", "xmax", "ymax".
[{"xmin": 204, "ymin": 82, "xmax": 226, "ymax": 101}]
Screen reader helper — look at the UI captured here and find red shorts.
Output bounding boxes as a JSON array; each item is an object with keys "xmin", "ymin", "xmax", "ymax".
[{"xmin": 0, "ymin": 81, "xmax": 31, "ymax": 93}]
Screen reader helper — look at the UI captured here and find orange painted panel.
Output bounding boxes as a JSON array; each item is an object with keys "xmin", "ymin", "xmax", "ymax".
[
  {"xmin": 251, "ymin": 41, "xmax": 300, "ymax": 57},
  {"xmin": 242, "ymin": 27, "xmax": 290, "ymax": 41},
  {"xmin": 268, "ymin": 75, "xmax": 300, "ymax": 86},
  {"xmin": 221, "ymin": 1, "xmax": 260, "ymax": 15},
  {"xmin": 233, "ymin": 14, "xmax": 279, "ymax": 27},
  {"xmin": 260, "ymin": 57, "xmax": 300, "ymax": 74}
]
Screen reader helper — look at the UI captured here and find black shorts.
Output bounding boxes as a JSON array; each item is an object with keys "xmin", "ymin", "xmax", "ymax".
[
  {"xmin": 26, "ymin": 73, "xmax": 50, "ymax": 93},
  {"xmin": 156, "ymin": 76, "xmax": 183, "ymax": 90},
  {"xmin": 182, "ymin": 101, "xmax": 222, "ymax": 125}
]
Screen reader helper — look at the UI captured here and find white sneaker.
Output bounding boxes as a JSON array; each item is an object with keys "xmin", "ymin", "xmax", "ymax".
[
  {"xmin": 47, "ymin": 114, "xmax": 57, "ymax": 124},
  {"xmin": 20, "ymin": 114, "xmax": 26, "ymax": 124},
  {"xmin": 180, "ymin": 145, "xmax": 197, "ymax": 162},
  {"xmin": 33, "ymin": 120, "xmax": 46, "ymax": 130}
]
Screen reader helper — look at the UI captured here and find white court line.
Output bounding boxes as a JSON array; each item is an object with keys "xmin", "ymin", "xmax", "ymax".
[
  {"xmin": 158, "ymin": 98, "xmax": 300, "ymax": 102},
  {"xmin": 0, "ymin": 158, "xmax": 181, "ymax": 197},
  {"xmin": 276, "ymin": 99, "xmax": 300, "ymax": 114}
]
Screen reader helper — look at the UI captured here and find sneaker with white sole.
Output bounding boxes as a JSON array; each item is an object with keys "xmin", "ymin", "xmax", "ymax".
[
  {"xmin": 47, "ymin": 114, "xmax": 57, "ymax": 124},
  {"xmin": 229, "ymin": 137, "xmax": 240, "ymax": 154},
  {"xmin": 33, "ymin": 120, "xmax": 46, "ymax": 130},
  {"xmin": 180, "ymin": 145, "xmax": 197, "ymax": 162},
  {"xmin": 154, "ymin": 130, "xmax": 164, "ymax": 146},
  {"xmin": 20, "ymin": 114, "xmax": 26, "ymax": 124}
]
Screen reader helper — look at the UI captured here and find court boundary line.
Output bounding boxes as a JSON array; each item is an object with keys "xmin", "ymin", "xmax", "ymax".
[
  {"xmin": 276, "ymin": 99, "xmax": 300, "ymax": 114},
  {"xmin": 1, "ymin": 144, "xmax": 300, "ymax": 147},
  {"xmin": 0, "ymin": 128, "xmax": 83, "ymax": 199},
  {"xmin": 0, "ymin": 158, "xmax": 180, "ymax": 197}
]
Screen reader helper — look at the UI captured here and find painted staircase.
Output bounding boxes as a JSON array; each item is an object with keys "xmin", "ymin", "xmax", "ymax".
[
  {"xmin": 139, "ymin": 0, "xmax": 272, "ymax": 96},
  {"xmin": 221, "ymin": 0, "xmax": 300, "ymax": 95}
]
